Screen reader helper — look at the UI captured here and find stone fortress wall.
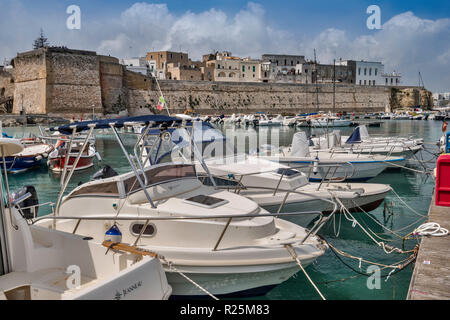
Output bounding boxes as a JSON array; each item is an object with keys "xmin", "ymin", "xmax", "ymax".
[{"xmin": 5, "ymin": 47, "xmax": 432, "ymax": 118}]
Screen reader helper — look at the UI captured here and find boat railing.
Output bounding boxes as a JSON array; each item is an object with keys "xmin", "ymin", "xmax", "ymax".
[{"xmin": 30, "ymin": 196, "xmax": 337, "ymax": 250}]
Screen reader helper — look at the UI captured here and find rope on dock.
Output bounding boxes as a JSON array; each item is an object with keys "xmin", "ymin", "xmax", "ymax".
[
  {"xmin": 285, "ymin": 244, "xmax": 326, "ymax": 300},
  {"xmin": 411, "ymin": 222, "xmax": 448, "ymax": 237}
]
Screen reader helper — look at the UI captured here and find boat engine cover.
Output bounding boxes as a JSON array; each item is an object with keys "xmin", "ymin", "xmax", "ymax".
[
  {"xmin": 91, "ymin": 165, "xmax": 118, "ymax": 181},
  {"xmin": 12, "ymin": 185, "xmax": 39, "ymax": 219}
]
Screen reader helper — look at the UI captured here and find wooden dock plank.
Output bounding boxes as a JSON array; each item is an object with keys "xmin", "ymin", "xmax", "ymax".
[{"xmin": 407, "ymin": 192, "xmax": 450, "ymax": 300}]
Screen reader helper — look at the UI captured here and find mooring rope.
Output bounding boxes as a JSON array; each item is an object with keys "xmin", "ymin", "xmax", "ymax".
[
  {"xmin": 158, "ymin": 256, "xmax": 219, "ymax": 300},
  {"xmin": 331, "ymin": 195, "xmax": 414, "ymax": 254},
  {"xmin": 351, "ymin": 199, "xmax": 418, "ymax": 241},
  {"xmin": 285, "ymin": 244, "xmax": 326, "ymax": 300},
  {"xmin": 409, "ymin": 222, "xmax": 449, "ymax": 237},
  {"xmin": 389, "ymin": 187, "xmax": 427, "ymax": 218},
  {"xmin": 319, "ymin": 236, "xmax": 418, "ymax": 280}
]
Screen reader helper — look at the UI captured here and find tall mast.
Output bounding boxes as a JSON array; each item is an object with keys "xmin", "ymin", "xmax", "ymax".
[
  {"xmin": 333, "ymin": 59, "xmax": 336, "ymax": 114},
  {"xmin": 314, "ymin": 49, "xmax": 319, "ymax": 112}
]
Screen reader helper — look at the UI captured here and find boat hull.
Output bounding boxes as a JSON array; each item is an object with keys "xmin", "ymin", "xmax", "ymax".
[
  {"xmin": 1, "ymin": 156, "xmax": 46, "ymax": 173},
  {"xmin": 165, "ymin": 257, "xmax": 316, "ymax": 297},
  {"xmin": 48, "ymin": 154, "xmax": 95, "ymax": 172}
]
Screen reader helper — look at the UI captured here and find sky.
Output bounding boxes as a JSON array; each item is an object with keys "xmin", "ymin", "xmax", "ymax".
[{"xmin": 0, "ymin": 0, "xmax": 449, "ymax": 92}]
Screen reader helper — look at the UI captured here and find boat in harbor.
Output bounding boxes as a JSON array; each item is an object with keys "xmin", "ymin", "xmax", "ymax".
[
  {"xmin": 33, "ymin": 115, "xmax": 331, "ymax": 298},
  {"xmin": 162, "ymin": 126, "xmax": 391, "ymax": 221},
  {"xmin": 196, "ymin": 154, "xmax": 391, "ymax": 218},
  {"xmin": 47, "ymin": 138, "xmax": 96, "ymax": 173},
  {"xmin": 0, "ymin": 137, "xmax": 171, "ymax": 300},
  {"xmin": 256, "ymin": 132, "xmax": 406, "ymax": 181},
  {"xmin": 0, "ymin": 137, "xmax": 54, "ymax": 173},
  {"xmin": 258, "ymin": 113, "xmax": 283, "ymax": 126},
  {"xmin": 312, "ymin": 125, "xmax": 424, "ymax": 159}
]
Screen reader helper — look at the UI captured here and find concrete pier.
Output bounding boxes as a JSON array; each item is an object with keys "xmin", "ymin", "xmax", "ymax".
[{"xmin": 407, "ymin": 192, "xmax": 450, "ymax": 300}]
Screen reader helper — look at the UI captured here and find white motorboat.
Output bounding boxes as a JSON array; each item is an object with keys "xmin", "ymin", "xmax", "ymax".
[
  {"xmin": 394, "ymin": 113, "xmax": 411, "ymax": 120},
  {"xmin": 312, "ymin": 125, "xmax": 424, "ymax": 159},
  {"xmin": 196, "ymin": 155, "xmax": 391, "ymax": 228},
  {"xmin": 282, "ymin": 116, "xmax": 298, "ymax": 126},
  {"xmin": 36, "ymin": 116, "xmax": 329, "ymax": 298},
  {"xmin": 309, "ymin": 118, "xmax": 352, "ymax": 127},
  {"xmin": 257, "ymin": 132, "xmax": 406, "ymax": 181},
  {"xmin": 0, "ymin": 138, "xmax": 171, "ymax": 300},
  {"xmin": 258, "ymin": 114, "xmax": 283, "ymax": 126}
]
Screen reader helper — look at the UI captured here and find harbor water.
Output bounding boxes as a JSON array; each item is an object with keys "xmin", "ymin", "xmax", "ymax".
[{"xmin": 2, "ymin": 120, "xmax": 442, "ymax": 300}]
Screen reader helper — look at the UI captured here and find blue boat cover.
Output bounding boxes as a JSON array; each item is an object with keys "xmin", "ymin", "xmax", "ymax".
[
  {"xmin": 298, "ymin": 112, "xmax": 318, "ymax": 117},
  {"xmin": 50, "ymin": 115, "xmax": 189, "ymax": 134},
  {"xmin": 345, "ymin": 127, "xmax": 362, "ymax": 144}
]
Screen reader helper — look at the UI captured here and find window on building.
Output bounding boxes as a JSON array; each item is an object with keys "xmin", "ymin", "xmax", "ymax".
[
  {"xmin": 248, "ymin": 66, "xmax": 250, "ymax": 70},
  {"xmin": 369, "ymin": 80, "xmax": 371, "ymax": 85},
  {"xmin": 218, "ymin": 64, "xmax": 221, "ymax": 69},
  {"xmin": 373, "ymin": 80, "xmax": 376, "ymax": 85},
  {"xmin": 291, "ymin": 61, "xmax": 294, "ymax": 66},
  {"xmin": 364, "ymin": 80, "xmax": 366, "ymax": 85},
  {"xmin": 253, "ymin": 66, "xmax": 255, "ymax": 72},
  {"xmin": 375, "ymin": 68, "xmax": 378, "ymax": 76},
  {"xmin": 358, "ymin": 68, "xmax": 361, "ymax": 75},
  {"xmin": 242, "ymin": 74, "xmax": 245, "ymax": 77},
  {"xmin": 369, "ymin": 68, "xmax": 372, "ymax": 76},
  {"xmin": 242, "ymin": 66, "xmax": 245, "ymax": 72},
  {"xmin": 386, "ymin": 78, "xmax": 388, "ymax": 84},
  {"xmin": 364, "ymin": 68, "xmax": 367, "ymax": 75},
  {"xmin": 359, "ymin": 80, "xmax": 362, "ymax": 85},
  {"xmin": 396, "ymin": 78, "xmax": 399, "ymax": 84},
  {"xmin": 253, "ymin": 74, "xmax": 255, "ymax": 78},
  {"xmin": 229, "ymin": 66, "xmax": 231, "ymax": 70},
  {"xmin": 284, "ymin": 59, "xmax": 287, "ymax": 65},
  {"xmin": 391, "ymin": 78, "xmax": 393, "ymax": 84}
]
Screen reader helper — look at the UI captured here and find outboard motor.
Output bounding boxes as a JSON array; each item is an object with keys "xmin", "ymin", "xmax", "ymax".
[
  {"xmin": 91, "ymin": 165, "xmax": 118, "ymax": 181},
  {"xmin": 12, "ymin": 185, "xmax": 39, "ymax": 219}
]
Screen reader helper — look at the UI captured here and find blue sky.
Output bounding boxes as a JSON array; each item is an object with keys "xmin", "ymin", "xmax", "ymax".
[{"xmin": 1, "ymin": 0, "xmax": 449, "ymax": 91}]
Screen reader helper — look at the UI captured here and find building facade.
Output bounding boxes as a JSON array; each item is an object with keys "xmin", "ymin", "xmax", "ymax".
[
  {"xmin": 120, "ymin": 57, "xmax": 148, "ymax": 75},
  {"xmin": 145, "ymin": 51, "xmax": 190, "ymax": 79}
]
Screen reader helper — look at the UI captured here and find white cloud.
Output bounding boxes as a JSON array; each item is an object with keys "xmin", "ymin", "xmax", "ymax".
[
  {"xmin": 97, "ymin": 2, "xmax": 296, "ymax": 59},
  {"xmin": 299, "ymin": 12, "xmax": 450, "ymax": 91},
  {"xmin": 0, "ymin": 2, "xmax": 449, "ymax": 91}
]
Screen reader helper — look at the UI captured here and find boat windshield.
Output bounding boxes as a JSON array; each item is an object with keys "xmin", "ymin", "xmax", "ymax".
[{"xmin": 124, "ymin": 164, "xmax": 197, "ymax": 194}]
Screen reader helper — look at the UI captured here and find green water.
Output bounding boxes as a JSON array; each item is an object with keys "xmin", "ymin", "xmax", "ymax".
[{"xmin": 2, "ymin": 120, "xmax": 442, "ymax": 300}]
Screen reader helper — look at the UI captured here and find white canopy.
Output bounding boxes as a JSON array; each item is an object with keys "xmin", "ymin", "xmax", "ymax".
[
  {"xmin": 0, "ymin": 138, "xmax": 24, "ymax": 157},
  {"xmin": 291, "ymin": 132, "xmax": 310, "ymax": 157},
  {"xmin": 358, "ymin": 125, "xmax": 370, "ymax": 139}
]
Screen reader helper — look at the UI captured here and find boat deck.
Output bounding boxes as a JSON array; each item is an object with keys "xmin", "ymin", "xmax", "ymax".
[{"xmin": 407, "ymin": 192, "xmax": 450, "ymax": 300}]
